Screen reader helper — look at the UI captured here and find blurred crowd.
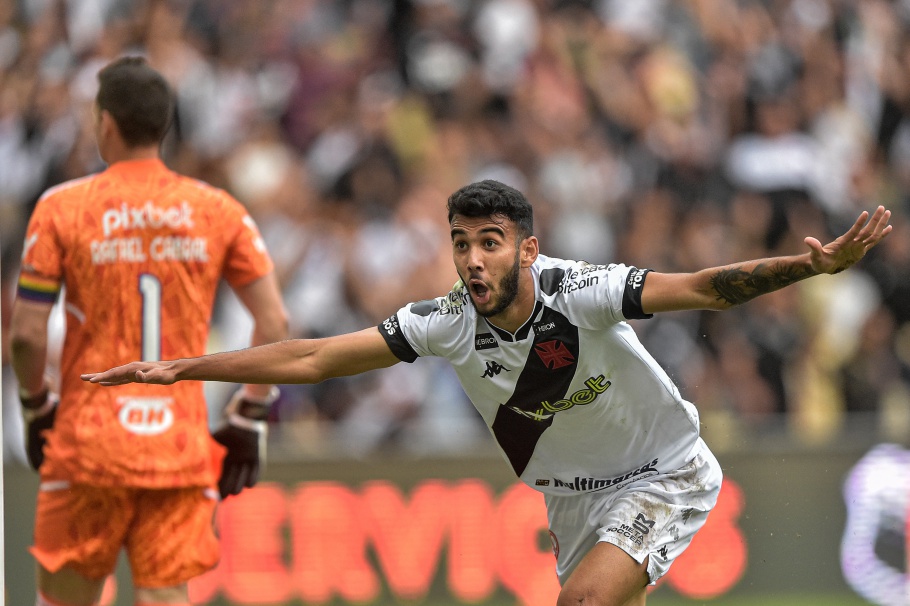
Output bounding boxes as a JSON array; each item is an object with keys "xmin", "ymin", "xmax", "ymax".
[{"xmin": 2, "ymin": 0, "xmax": 910, "ymax": 462}]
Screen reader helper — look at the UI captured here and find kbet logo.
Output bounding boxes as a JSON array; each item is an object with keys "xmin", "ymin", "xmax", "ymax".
[
  {"xmin": 537, "ymin": 374, "xmax": 611, "ymax": 413},
  {"xmin": 102, "ymin": 201, "xmax": 194, "ymax": 237},
  {"xmin": 117, "ymin": 396, "xmax": 175, "ymax": 435}
]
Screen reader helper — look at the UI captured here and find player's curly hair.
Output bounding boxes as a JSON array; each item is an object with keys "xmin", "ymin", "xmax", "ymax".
[
  {"xmin": 96, "ymin": 56, "xmax": 173, "ymax": 147},
  {"xmin": 446, "ymin": 180, "xmax": 534, "ymax": 240}
]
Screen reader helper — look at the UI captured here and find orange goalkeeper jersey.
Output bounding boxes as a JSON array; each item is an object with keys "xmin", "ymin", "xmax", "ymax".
[{"xmin": 17, "ymin": 158, "xmax": 274, "ymax": 488}]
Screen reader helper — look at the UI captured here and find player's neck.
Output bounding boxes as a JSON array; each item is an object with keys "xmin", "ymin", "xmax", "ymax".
[{"xmin": 106, "ymin": 146, "xmax": 161, "ymax": 164}]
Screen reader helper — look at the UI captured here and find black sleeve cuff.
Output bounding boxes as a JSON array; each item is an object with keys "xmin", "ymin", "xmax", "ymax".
[
  {"xmin": 378, "ymin": 314, "xmax": 419, "ymax": 363},
  {"xmin": 621, "ymin": 267, "xmax": 654, "ymax": 320}
]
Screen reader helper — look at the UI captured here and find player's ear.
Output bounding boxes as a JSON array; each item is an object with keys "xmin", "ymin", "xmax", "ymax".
[
  {"xmin": 519, "ymin": 236, "xmax": 538, "ymax": 268},
  {"xmin": 98, "ymin": 109, "xmax": 126, "ymax": 141}
]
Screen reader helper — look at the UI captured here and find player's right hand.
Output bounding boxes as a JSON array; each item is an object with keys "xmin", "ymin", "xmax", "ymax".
[
  {"xmin": 20, "ymin": 390, "xmax": 59, "ymax": 470},
  {"xmin": 81, "ymin": 361, "xmax": 178, "ymax": 386}
]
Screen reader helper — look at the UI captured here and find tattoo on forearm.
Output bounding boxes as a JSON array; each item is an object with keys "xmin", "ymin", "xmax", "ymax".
[{"xmin": 708, "ymin": 262, "xmax": 814, "ymax": 306}]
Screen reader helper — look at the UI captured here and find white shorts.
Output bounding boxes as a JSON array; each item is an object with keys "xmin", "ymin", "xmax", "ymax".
[{"xmin": 544, "ymin": 439, "xmax": 722, "ymax": 585}]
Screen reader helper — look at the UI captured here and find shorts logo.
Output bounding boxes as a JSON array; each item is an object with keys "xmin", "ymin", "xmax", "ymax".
[
  {"xmin": 535, "ymin": 340, "xmax": 574, "ymax": 369},
  {"xmin": 603, "ymin": 514, "xmax": 655, "ymax": 547},
  {"xmin": 117, "ymin": 396, "xmax": 175, "ymax": 435},
  {"xmin": 633, "ymin": 513, "xmax": 655, "ymax": 535}
]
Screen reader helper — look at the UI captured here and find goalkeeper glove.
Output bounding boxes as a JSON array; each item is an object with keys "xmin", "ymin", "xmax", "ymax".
[
  {"xmin": 20, "ymin": 389, "xmax": 58, "ymax": 471},
  {"xmin": 212, "ymin": 387, "xmax": 278, "ymax": 499}
]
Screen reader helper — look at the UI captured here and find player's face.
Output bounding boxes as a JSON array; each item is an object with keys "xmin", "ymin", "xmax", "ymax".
[{"xmin": 450, "ymin": 214, "xmax": 524, "ymax": 319}]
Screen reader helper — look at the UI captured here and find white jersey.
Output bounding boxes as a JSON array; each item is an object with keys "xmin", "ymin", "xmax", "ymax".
[{"xmin": 379, "ymin": 254, "xmax": 704, "ymax": 497}]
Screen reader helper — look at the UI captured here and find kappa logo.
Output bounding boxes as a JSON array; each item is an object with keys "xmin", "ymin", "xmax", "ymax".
[
  {"xmin": 681, "ymin": 508, "xmax": 695, "ymax": 524},
  {"xmin": 481, "ymin": 360, "xmax": 510, "ymax": 378},
  {"xmin": 535, "ymin": 340, "xmax": 575, "ymax": 369}
]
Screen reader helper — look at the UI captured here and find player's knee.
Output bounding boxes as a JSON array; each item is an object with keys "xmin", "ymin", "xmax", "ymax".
[
  {"xmin": 557, "ymin": 584, "xmax": 646, "ymax": 606},
  {"xmin": 557, "ymin": 586, "xmax": 608, "ymax": 606}
]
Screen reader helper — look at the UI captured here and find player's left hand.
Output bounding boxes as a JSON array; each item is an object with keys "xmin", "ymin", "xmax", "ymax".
[
  {"xmin": 20, "ymin": 390, "xmax": 59, "ymax": 470},
  {"xmin": 211, "ymin": 387, "xmax": 277, "ymax": 499},
  {"xmin": 212, "ymin": 420, "xmax": 263, "ymax": 499},
  {"xmin": 805, "ymin": 206, "xmax": 893, "ymax": 274}
]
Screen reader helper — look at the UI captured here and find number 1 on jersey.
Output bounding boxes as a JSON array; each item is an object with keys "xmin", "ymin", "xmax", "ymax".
[{"xmin": 138, "ymin": 273, "xmax": 162, "ymax": 361}]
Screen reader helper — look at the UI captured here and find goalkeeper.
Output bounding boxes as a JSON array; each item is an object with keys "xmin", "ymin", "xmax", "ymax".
[{"xmin": 9, "ymin": 57, "xmax": 288, "ymax": 606}]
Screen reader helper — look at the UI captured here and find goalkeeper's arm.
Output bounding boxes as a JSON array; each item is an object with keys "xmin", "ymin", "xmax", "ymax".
[
  {"xmin": 213, "ymin": 272, "xmax": 289, "ymax": 498},
  {"xmin": 9, "ymin": 298, "xmax": 57, "ymax": 470}
]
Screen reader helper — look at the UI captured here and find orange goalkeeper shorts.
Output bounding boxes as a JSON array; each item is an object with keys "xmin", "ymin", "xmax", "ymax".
[{"xmin": 31, "ymin": 481, "xmax": 220, "ymax": 588}]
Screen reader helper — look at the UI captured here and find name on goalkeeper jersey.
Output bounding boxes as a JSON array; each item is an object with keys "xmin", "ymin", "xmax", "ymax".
[{"xmin": 90, "ymin": 235, "xmax": 209, "ymax": 264}]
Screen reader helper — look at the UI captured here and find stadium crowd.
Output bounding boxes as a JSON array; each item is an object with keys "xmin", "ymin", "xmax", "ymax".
[{"xmin": 2, "ymin": 0, "xmax": 910, "ymax": 461}]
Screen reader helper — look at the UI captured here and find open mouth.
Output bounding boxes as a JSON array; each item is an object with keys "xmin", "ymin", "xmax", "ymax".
[{"xmin": 469, "ymin": 279, "xmax": 491, "ymax": 305}]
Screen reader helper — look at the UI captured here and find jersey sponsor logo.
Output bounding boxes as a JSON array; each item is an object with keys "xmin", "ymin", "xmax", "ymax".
[
  {"xmin": 117, "ymin": 396, "xmax": 175, "ymax": 435},
  {"xmin": 533, "ymin": 321, "xmax": 556, "ymax": 334},
  {"xmin": 535, "ymin": 479, "xmax": 550, "ymax": 486},
  {"xmin": 558, "ymin": 274, "xmax": 599, "ymax": 295},
  {"xmin": 102, "ymin": 201, "xmax": 194, "ymax": 237},
  {"xmin": 579, "ymin": 263, "xmax": 608, "ymax": 274},
  {"xmin": 439, "ymin": 290, "xmax": 469, "ymax": 315},
  {"xmin": 523, "ymin": 374, "xmax": 611, "ymax": 418},
  {"xmin": 534, "ymin": 340, "xmax": 575, "ymax": 369},
  {"xmin": 480, "ymin": 360, "xmax": 510, "ymax": 378},
  {"xmin": 382, "ymin": 315, "xmax": 400, "ymax": 336},
  {"xmin": 551, "ymin": 458, "xmax": 659, "ymax": 492},
  {"xmin": 475, "ymin": 333, "xmax": 499, "ymax": 350}
]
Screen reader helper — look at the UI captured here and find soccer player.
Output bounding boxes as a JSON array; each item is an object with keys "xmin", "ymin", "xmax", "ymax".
[
  {"xmin": 10, "ymin": 56, "xmax": 288, "ymax": 606},
  {"xmin": 83, "ymin": 180, "xmax": 891, "ymax": 606}
]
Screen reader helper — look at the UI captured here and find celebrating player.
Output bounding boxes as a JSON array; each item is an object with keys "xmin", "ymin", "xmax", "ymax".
[
  {"xmin": 83, "ymin": 180, "xmax": 891, "ymax": 606},
  {"xmin": 10, "ymin": 57, "xmax": 288, "ymax": 606}
]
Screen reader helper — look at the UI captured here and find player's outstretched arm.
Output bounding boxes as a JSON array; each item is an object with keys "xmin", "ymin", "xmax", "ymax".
[
  {"xmin": 81, "ymin": 327, "xmax": 400, "ymax": 387},
  {"xmin": 641, "ymin": 205, "xmax": 893, "ymax": 313}
]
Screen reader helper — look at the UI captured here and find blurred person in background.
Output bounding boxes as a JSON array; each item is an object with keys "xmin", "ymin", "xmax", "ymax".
[
  {"xmin": 3, "ymin": 0, "xmax": 910, "ymax": 455},
  {"xmin": 9, "ymin": 56, "xmax": 288, "ymax": 606},
  {"xmin": 84, "ymin": 179, "xmax": 891, "ymax": 606}
]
